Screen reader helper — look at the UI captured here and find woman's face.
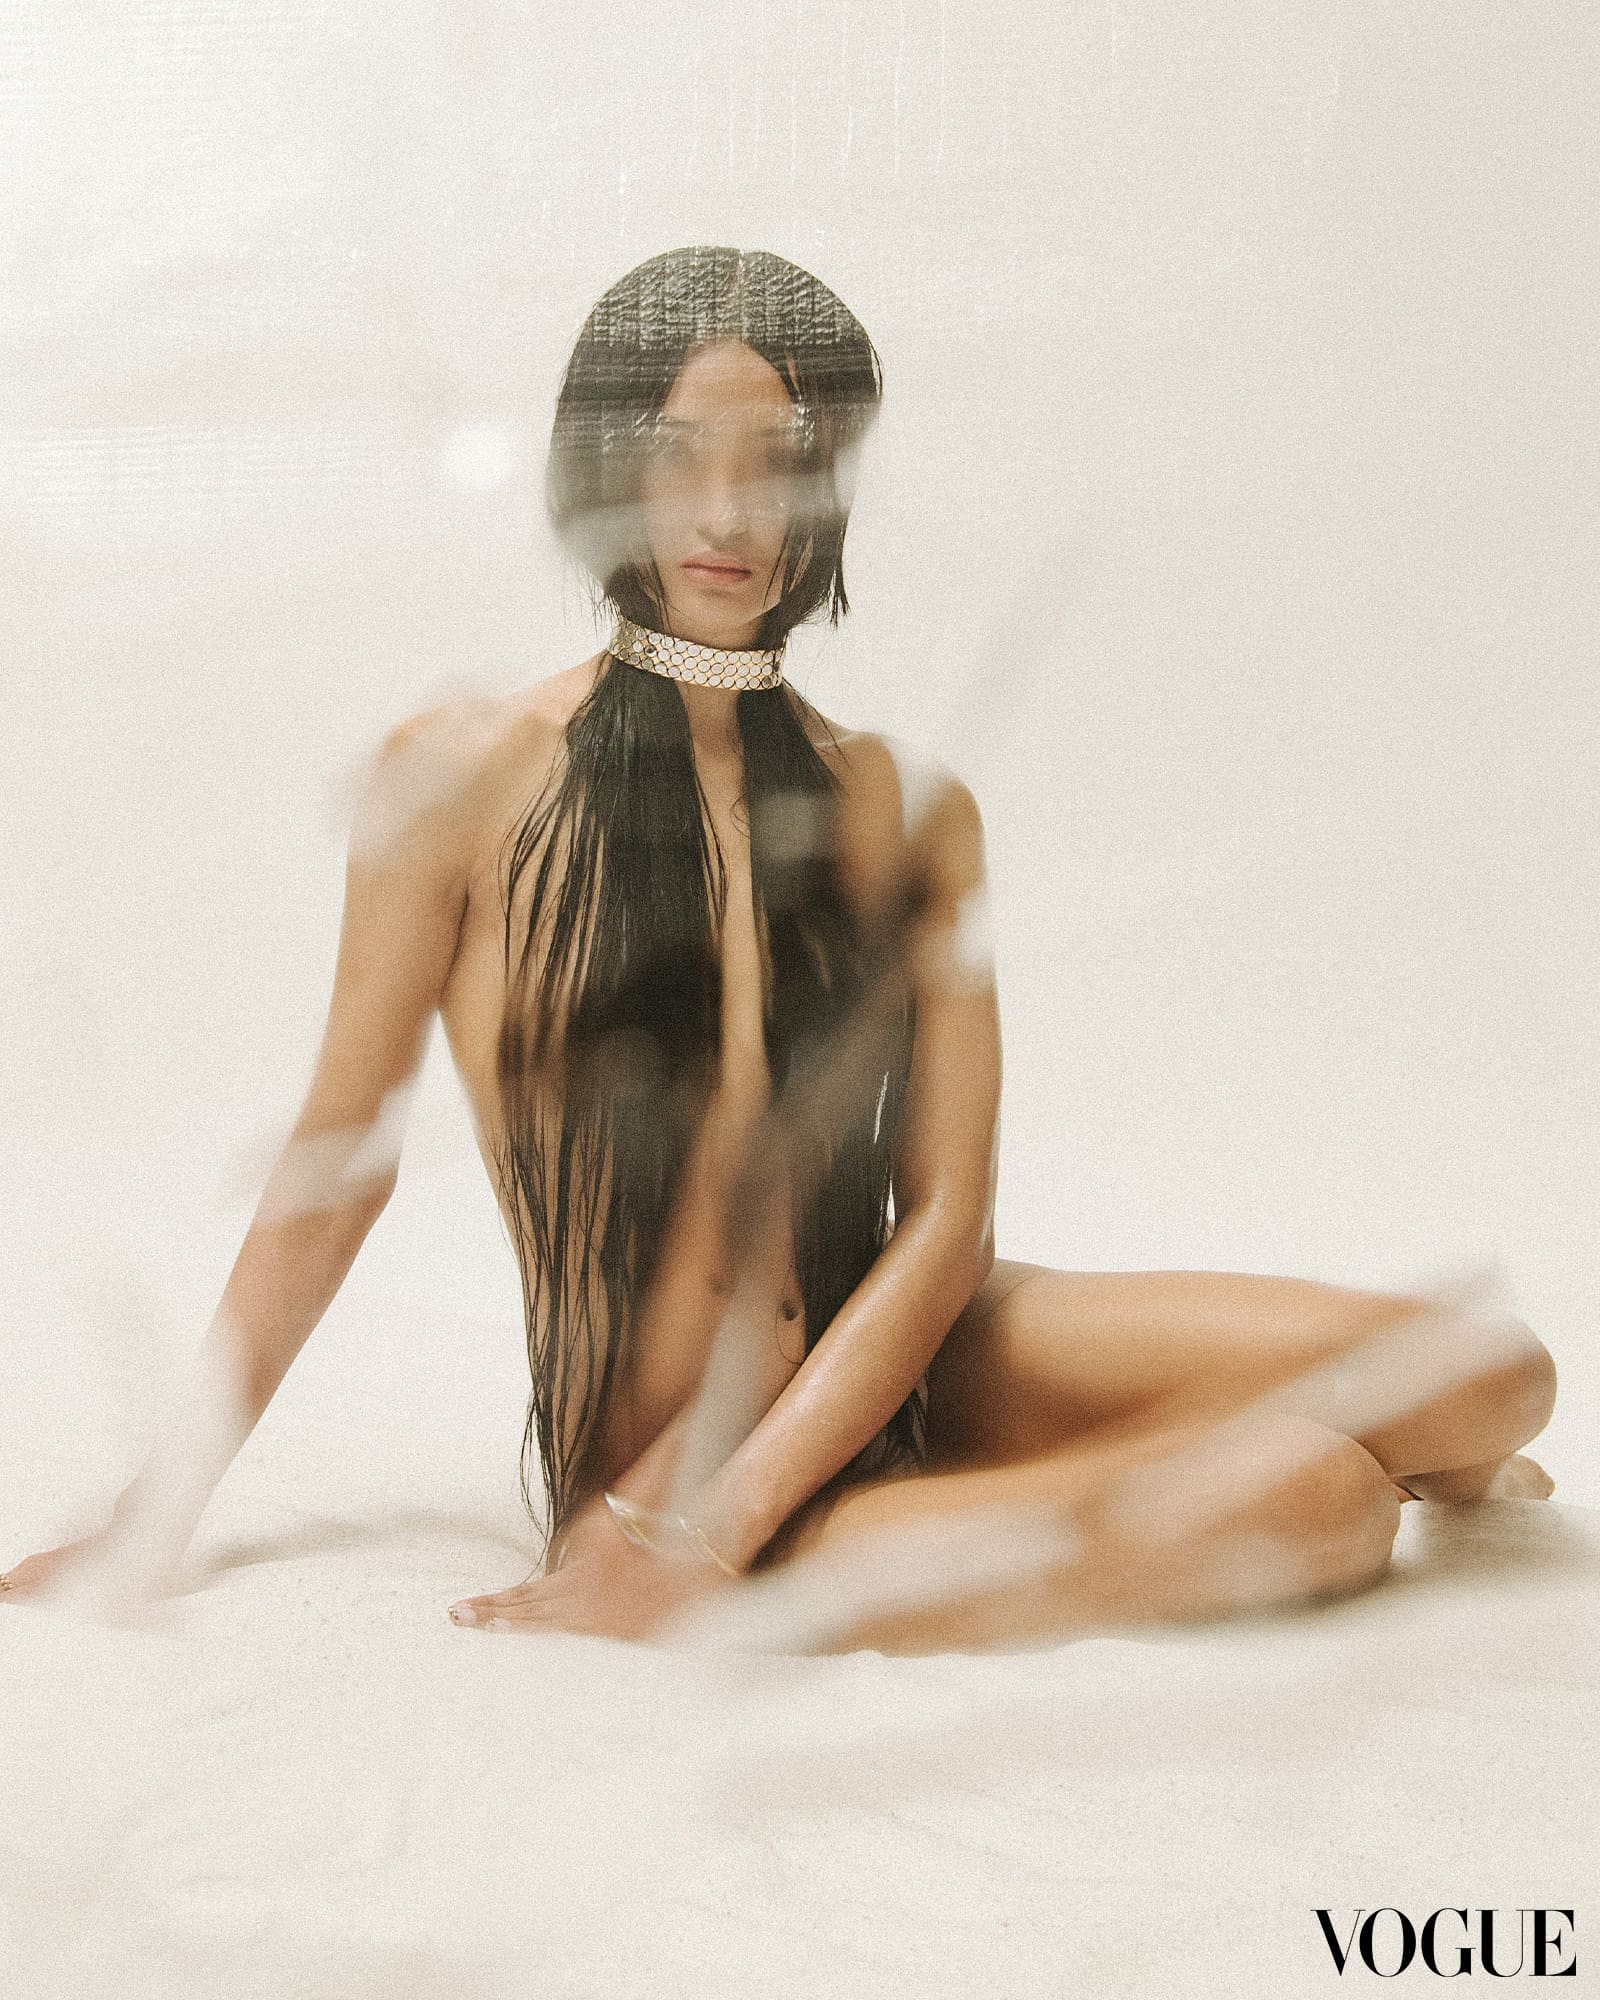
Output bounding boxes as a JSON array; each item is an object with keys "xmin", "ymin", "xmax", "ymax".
[{"xmin": 635, "ymin": 338, "xmax": 815, "ymax": 649}]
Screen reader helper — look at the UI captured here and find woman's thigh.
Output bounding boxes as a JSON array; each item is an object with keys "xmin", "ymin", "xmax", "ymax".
[
  {"xmin": 920, "ymin": 1258, "xmax": 1422, "ymax": 1474},
  {"xmin": 749, "ymin": 1398, "xmax": 1402, "ymax": 1641}
]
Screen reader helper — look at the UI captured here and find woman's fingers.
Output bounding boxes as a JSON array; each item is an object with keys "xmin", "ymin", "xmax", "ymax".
[
  {"xmin": 1, "ymin": 1552, "xmax": 44, "ymax": 1596},
  {"xmin": 1, "ymin": 1539, "xmax": 101, "ymax": 1599},
  {"xmin": 449, "ymin": 1578, "xmax": 556, "ymax": 1628}
]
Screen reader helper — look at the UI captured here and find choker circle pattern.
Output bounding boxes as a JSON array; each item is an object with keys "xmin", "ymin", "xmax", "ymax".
[{"xmin": 609, "ymin": 614, "xmax": 785, "ymax": 691}]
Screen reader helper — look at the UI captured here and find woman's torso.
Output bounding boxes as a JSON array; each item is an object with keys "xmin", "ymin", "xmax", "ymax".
[{"xmin": 433, "ymin": 657, "xmax": 919, "ymax": 1492}]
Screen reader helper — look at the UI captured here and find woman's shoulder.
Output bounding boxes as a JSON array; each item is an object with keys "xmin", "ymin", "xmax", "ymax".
[
  {"xmin": 808, "ymin": 712, "xmax": 979, "ymax": 842},
  {"xmin": 503, "ymin": 652, "xmax": 606, "ymax": 750},
  {"xmin": 435, "ymin": 655, "xmax": 609, "ymax": 801},
  {"xmin": 805, "ymin": 713, "xmax": 986, "ymax": 921},
  {"xmin": 371, "ymin": 658, "xmax": 588, "ymax": 771},
  {"xmin": 347, "ymin": 663, "xmax": 596, "ymax": 879}
]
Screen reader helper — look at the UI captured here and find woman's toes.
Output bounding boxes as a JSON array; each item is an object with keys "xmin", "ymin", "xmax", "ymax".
[{"xmin": 1487, "ymin": 1453, "xmax": 1556, "ymax": 1500}]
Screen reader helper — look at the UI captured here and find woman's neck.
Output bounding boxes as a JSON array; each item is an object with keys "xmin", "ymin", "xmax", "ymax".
[
  {"xmin": 615, "ymin": 605, "xmax": 779, "ymax": 755},
  {"xmin": 676, "ymin": 680, "xmax": 744, "ymax": 758},
  {"xmin": 664, "ymin": 600, "xmax": 767, "ymax": 650}
]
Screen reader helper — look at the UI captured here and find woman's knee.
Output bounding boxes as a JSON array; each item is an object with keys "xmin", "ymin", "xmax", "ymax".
[
  {"xmin": 1302, "ymin": 1430, "xmax": 1404, "ymax": 1592},
  {"xmin": 1197, "ymin": 1428, "xmax": 1402, "ymax": 1609},
  {"xmin": 1087, "ymin": 1413, "xmax": 1402, "ymax": 1598},
  {"xmin": 1451, "ymin": 1329, "xmax": 1559, "ymax": 1463},
  {"xmin": 1491, "ymin": 1327, "xmax": 1558, "ymax": 1439},
  {"xmin": 1357, "ymin": 1318, "xmax": 1559, "ymax": 1478}
]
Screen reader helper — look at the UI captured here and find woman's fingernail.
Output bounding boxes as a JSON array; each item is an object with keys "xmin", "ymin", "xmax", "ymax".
[
  {"xmin": 450, "ymin": 1604, "xmax": 478, "ymax": 1625},
  {"xmin": 486, "ymin": 1617, "xmax": 510, "ymax": 1633}
]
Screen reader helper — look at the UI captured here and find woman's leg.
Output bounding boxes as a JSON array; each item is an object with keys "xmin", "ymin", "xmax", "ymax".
[
  {"xmin": 920, "ymin": 1261, "xmax": 1558, "ymax": 1496},
  {"xmin": 745, "ymin": 1262, "xmax": 1557, "ymax": 1654},
  {"xmin": 754, "ymin": 1401, "xmax": 1404, "ymax": 1655}
]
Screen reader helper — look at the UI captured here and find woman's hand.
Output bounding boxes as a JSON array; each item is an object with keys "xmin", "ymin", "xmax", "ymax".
[{"xmin": 448, "ymin": 1505, "xmax": 737, "ymax": 1641}]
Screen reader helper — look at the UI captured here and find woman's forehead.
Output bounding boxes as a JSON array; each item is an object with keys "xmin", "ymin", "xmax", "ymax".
[{"xmin": 663, "ymin": 337, "xmax": 796, "ymax": 410}]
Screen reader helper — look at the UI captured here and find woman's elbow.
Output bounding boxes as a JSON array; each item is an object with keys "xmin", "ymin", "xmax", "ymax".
[
  {"xmin": 972, "ymin": 1214, "xmax": 996, "ymax": 1288},
  {"xmin": 932, "ymin": 1198, "xmax": 996, "ymax": 1298},
  {"xmin": 897, "ymin": 1187, "xmax": 995, "ymax": 1297},
  {"xmin": 945, "ymin": 1220, "xmax": 995, "ymax": 1327}
]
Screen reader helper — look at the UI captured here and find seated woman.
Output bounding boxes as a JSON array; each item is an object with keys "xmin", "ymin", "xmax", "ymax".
[{"xmin": 1, "ymin": 246, "xmax": 1558, "ymax": 1654}]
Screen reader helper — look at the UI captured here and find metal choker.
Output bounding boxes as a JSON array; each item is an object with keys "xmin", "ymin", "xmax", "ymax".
[{"xmin": 609, "ymin": 614, "xmax": 786, "ymax": 691}]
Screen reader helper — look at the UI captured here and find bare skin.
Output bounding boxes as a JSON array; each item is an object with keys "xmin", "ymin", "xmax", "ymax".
[
  {"xmin": 433, "ymin": 660, "xmax": 1559, "ymax": 1652},
  {"xmin": 1, "ymin": 337, "xmax": 1559, "ymax": 1645}
]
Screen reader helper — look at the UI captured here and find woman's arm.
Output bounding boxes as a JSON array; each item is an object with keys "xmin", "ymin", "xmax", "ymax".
[
  {"xmin": 104, "ymin": 703, "xmax": 484, "ymax": 1569},
  {"xmin": 681, "ymin": 767, "xmax": 1002, "ymax": 1573}
]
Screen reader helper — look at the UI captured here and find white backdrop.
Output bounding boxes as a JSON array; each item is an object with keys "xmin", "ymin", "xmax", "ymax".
[{"xmin": 2, "ymin": 1, "xmax": 1595, "ymax": 1521}]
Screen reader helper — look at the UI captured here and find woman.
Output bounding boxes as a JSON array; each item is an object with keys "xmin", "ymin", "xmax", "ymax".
[{"xmin": 2, "ymin": 246, "xmax": 1558, "ymax": 1653}]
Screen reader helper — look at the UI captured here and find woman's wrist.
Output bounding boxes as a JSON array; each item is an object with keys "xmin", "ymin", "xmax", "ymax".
[{"xmin": 602, "ymin": 1492, "xmax": 743, "ymax": 1577}]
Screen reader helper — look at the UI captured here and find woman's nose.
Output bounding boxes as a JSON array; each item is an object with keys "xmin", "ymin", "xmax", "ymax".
[{"xmin": 695, "ymin": 472, "xmax": 748, "ymax": 537}]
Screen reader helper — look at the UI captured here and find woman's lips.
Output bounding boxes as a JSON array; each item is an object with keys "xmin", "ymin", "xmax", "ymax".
[{"xmin": 681, "ymin": 560, "xmax": 752, "ymax": 583}]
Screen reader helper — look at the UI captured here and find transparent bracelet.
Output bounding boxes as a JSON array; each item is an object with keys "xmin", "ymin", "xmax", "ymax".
[{"xmin": 602, "ymin": 1492, "xmax": 741, "ymax": 1577}]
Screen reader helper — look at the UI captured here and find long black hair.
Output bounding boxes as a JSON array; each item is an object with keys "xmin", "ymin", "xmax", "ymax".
[{"xmin": 495, "ymin": 246, "xmax": 924, "ymax": 1567}]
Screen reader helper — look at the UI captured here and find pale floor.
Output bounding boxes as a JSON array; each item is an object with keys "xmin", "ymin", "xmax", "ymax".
[{"xmin": 4, "ymin": 1266, "xmax": 1596, "ymax": 1998}]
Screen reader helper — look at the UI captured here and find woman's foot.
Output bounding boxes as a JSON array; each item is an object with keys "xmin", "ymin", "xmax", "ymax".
[{"xmin": 1392, "ymin": 1452, "xmax": 1555, "ymax": 1503}]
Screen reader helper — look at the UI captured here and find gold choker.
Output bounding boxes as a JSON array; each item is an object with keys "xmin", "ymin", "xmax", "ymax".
[{"xmin": 609, "ymin": 614, "xmax": 785, "ymax": 691}]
